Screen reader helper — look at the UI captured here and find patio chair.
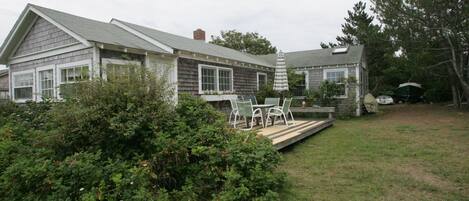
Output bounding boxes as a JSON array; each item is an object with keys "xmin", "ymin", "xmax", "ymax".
[
  {"xmin": 244, "ymin": 95, "xmax": 258, "ymax": 105},
  {"xmin": 234, "ymin": 101, "xmax": 264, "ymax": 130},
  {"xmin": 266, "ymin": 98, "xmax": 295, "ymax": 127},
  {"xmin": 264, "ymin": 97, "xmax": 280, "ymax": 107},
  {"xmin": 228, "ymin": 99, "xmax": 239, "ymax": 126}
]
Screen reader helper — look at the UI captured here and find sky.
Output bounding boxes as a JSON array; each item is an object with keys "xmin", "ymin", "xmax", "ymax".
[{"xmin": 0, "ymin": 0, "xmax": 372, "ymax": 69}]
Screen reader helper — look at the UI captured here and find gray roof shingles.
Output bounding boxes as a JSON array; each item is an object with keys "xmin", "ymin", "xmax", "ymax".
[
  {"xmin": 113, "ymin": 19, "xmax": 274, "ymax": 67},
  {"xmin": 257, "ymin": 45, "xmax": 364, "ymax": 68},
  {"xmin": 31, "ymin": 4, "xmax": 170, "ymax": 54}
]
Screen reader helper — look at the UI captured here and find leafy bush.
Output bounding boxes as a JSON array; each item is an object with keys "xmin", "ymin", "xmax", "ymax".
[{"xmin": 0, "ymin": 69, "xmax": 284, "ymax": 200}]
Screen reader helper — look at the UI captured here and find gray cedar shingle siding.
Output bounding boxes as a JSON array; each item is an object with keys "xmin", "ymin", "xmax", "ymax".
[
  {"xmin": 14, "ymin": 17, "xmax": 78, "ymax": 57},
  {"xmin": 10, "ymin": 48, "xmax": 93, "ymax": 73},
  {"xmin": 177, "ymin": 58, "xmax": 272, "ymax": 95}
]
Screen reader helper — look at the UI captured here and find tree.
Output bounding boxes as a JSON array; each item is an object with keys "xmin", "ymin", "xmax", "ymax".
[
  {"xmin": 321, "ymin": 1, "xmax": 395, "ymax": 94},
  {"xmin": 210, "ymin": 30, "xmax": 277, "ymax": 55},
  {"xmin": 372, "ymin": 0, "xmax": 469, "ymax": 107}
]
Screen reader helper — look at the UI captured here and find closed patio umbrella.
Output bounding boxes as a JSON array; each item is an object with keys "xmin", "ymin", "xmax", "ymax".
[{"xmin": 273, "ymin": 51, "xmax": 289, "ymax": 92}]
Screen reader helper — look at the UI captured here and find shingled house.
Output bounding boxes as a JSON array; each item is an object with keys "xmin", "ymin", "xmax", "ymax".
[
  {"xmin": 258, "ymin": 46, "xmax": 368, "ymax": 116},
  {"xmin": 0, "ymin": 4, "xmax": 367, "ymax": 116}
]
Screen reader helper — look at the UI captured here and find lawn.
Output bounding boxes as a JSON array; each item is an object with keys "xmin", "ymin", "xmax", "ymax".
[{"xmin": 278, "ymin": 104, "xmax": 469, "ymax": 201}]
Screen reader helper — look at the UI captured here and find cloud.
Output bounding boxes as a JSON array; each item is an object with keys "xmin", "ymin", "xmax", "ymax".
[{"xmin": 0, "ymin": 0, "xmax": 370, "ymax": 67}]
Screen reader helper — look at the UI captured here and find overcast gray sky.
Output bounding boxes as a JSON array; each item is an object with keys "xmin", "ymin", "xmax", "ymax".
[{"xmin": 0, "ymin": 0, "xmax": 372, "ymax": 69}]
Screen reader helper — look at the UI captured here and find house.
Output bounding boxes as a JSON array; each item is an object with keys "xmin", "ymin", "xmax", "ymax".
[
  {"xmin": 0, "ymin": 4, "xmax": 274, "ymax": 104},
  {"xmin": 0, "ymin": 69, "xmax": 8, "ymax": 99},
  {"xmin": 0, "ymin": 4, "xmax": 367, "ymax": 116},
  {"xmin": 258, "ymin": 46, "xmax": 368, "ymax": 116}
]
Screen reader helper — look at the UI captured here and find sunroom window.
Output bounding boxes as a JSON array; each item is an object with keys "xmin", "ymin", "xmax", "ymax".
[
  {"xmin": 59, "ymin": 65, "xmax": 89, "ymax": 98},
  {"xmin": 13, "ymin": 72, "xmax": 34, "ymax": 101}
]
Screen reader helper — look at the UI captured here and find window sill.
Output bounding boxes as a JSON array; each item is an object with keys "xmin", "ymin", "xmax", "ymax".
[{"xmin": 201, "ymin": 94, "xmax": 237, "ymax": 102}]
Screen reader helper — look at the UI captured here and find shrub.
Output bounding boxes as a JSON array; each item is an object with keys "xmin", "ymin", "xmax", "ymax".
[{"xmin": 0, "ymin": 69, "xmax": 284, "ymax": 200}]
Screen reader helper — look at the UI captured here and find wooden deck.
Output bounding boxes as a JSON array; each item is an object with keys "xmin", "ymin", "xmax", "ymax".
[{"xmin": 257, "ymin": 119, "xmax": 334, "ymax": 150}]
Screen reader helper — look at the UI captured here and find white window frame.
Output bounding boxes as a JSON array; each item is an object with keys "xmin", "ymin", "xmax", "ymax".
[
  {"xmin": 36, "ymin": 65, "xmax": 56, "ymax": 101},
  {"xmin": 11, "ymin": 69, "xmax": 35, "ymax": 103},
  {"xmin": 256, "ymin": 72, "xmax": 267, "ymax": 91},
  {"xmin": 57, "ymin": 59, "xmax": 92, "ymax": 99},
  {"xmin": 198, "ymin": 64, "xmax": 233, "ymax": 94},
  {"xmin": 323, "ymin": 68, "xmax": 348, "ymax": 98}
]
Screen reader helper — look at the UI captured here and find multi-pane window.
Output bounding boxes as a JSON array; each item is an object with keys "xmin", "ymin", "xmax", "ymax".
[
  {"xmin": 325, "ymin": 69, "xmax": 347, "ymax": 97},
  {"xmin": 257, "ymin": 73, "xmax": 267, "ymax": 90},
  {"xmin": 13, "ymin": 72, "xmax": 34, "ymax": 100},
  {"xmin": 39, "ymin": 69, "xmax": 54, "ymax": 99},
  {"xmin": 201, "ymin": 68, "xmax": 216, "ymax": 91},
  {"xmin": 59, "ymin": 65, "xmax": 89, "ymax": 98},
  {"xmin": 106, "ymin": 64, "xmax": 136, "ymax": 81},
  {"xmin": 218, "ymin": 69, "xmax": 232, "ymax": 91},
  {"xmin": 199, "ymin": 65, "xmax": 233, "ymax": 94}
]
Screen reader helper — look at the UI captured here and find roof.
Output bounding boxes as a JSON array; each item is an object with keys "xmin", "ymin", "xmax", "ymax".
[
  {"xmin": 112, "ymin": 19, "xmax": 273, "ymax": 67},
  {"xmin": 29, "ymin": 4, "xmax": 169, "ymax": 54},
  {"xmin": 0, "ymin": 4, "xmax": 169, "ymax": 63},
  {"xmin": 257, "ymin": 45, "xmax": 365, "ymax": 68}
]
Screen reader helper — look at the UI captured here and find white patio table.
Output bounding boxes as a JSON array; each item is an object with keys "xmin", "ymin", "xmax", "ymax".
[{"xmin": 252, "ymin": 104, "xmax": 275, "ymax": 127}]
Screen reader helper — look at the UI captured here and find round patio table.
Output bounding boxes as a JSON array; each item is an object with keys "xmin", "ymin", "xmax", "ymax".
[{"xmin": 252, "ymin": 104, "xmax": 275, "ymax": 127}]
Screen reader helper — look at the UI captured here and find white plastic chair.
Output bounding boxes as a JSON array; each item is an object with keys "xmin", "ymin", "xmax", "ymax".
[
  {"xmin": 266, "ymin": 98, "xmax": 295, "ymax": 127},
  {"xmin": 229, "ymin": 99, "xmax": 239, "ymax": 126},
  {"xmin": 234, "ymin": 101, "xmax": 264, "ymax": 130}
]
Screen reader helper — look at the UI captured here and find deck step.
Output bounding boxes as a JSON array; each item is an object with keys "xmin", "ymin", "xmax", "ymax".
[{"xmin": 264, "ymin": 121, "xmax": 323, "ymax": 140}]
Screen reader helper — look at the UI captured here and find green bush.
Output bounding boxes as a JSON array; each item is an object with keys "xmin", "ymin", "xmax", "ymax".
[{"xmin": 0, "ymin": 69, "xmax": 284, "ymax": 200}]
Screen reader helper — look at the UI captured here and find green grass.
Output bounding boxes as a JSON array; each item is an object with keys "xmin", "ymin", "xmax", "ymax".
[{"xmin": 278, "ymin": 104, "xmax": 469, "ymax": 201}]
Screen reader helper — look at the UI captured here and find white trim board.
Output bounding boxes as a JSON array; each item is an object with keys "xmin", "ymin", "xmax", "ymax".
[
  {"xmin": 110, "ymin": 19, "xmax": 174, "ymax": 54},
  {"xmin": 8, "ymin": 43, "xmax": 89, "ymax": 64}
]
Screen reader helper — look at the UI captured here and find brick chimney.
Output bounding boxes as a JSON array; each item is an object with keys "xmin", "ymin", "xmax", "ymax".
[{"xmin": 193, "ymin": 28, "xmax": 206, "ymax": 41}]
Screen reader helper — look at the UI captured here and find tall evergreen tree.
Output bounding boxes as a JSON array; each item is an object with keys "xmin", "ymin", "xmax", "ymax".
[
  {"xmin": 372, "ymin": 0, "xmax": 469, "ymax": 107},
  {"xmin": 321, "ymin": 1, "xmax": 395, "ymax": 94}
]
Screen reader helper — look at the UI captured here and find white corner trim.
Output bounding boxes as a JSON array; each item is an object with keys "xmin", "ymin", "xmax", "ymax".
[
  {"xmin": 110, "ymin": 19, "xmax": 174, "ymax": 54},
  {"xmin": 355, "ymin": 65, "xmax": 361, "ymax": 116},
  {"xmin": 198, "ymin": 64, "xmax": 234, "ymax": 95},
  {"xmin": 256, "ymin": 72, "xmax": 267, "ymax": 90},
  {"xmin": 8, "ymin": 43, "xmax": 88, "ymax": 64},
  {"xmin": 29, "ymin": 6, "xmax": 91, "ymax": 47}
]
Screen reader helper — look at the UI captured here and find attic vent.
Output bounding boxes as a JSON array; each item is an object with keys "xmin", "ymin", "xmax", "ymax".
[{"xmin": 332, "ymin": 47, "xmax": 349, "ymax": 54}]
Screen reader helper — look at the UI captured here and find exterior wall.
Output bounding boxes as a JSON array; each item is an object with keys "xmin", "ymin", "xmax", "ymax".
[
  {"xmin": 10, "ymin": 48, "xmax": 93, "ymax": 73},
  {"xmin": 14, "ymin": 17, "xmax": 78, "ymax": 57},
  {"xmin": 177, "ymin": 57, "xmax": 273, "ymax": 96},
  {"xmin": 303, "ymin": 65, "xmax": 360, "ymax": 117}
]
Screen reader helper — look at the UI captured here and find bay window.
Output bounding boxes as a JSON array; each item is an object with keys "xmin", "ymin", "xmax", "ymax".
[
  {"xmin": 323, "ymin": 68, "xmax": 348, "ymax": 98},
  {"xmin": 198, "ymin": 64, "xmax": 233, "ymax": 94}
]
